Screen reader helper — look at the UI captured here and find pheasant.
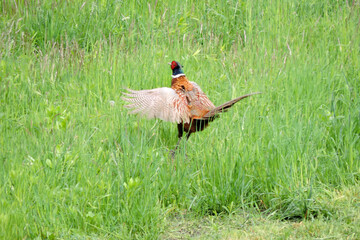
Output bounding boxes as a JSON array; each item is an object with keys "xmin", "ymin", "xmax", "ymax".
[{"xmin": 122, "ymin": 61, "xmax": 260, "ymax": 154}]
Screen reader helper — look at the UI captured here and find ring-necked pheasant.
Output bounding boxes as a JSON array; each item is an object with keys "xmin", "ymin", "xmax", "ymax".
[{"xmin": 122, "ymin": 61, "xmax": 260, "ymax": 154}]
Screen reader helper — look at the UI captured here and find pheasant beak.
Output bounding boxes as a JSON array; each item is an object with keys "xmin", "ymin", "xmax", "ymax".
[{"xmin": 168, "ymin": 62, "xmax": 172, "ymax": 65}]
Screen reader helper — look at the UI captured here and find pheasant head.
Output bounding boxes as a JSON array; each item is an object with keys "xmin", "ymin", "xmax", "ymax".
[{"xmin": 169, "ymin": 61, "xmax": 185, "ymax": 78}]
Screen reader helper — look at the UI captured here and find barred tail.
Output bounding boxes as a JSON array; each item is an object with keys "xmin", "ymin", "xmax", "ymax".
[{"xmin": 201, "ymin": 92, "xmax": 261, "ymax": 120}]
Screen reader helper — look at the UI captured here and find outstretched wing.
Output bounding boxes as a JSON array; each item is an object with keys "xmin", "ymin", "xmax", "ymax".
[
  {"xmin": 185, "ymin": 81, "xmax": 216, "ymax": 118},
  {"xmin": 122, "ymin": 87, "xmax": 191, "ymax": 123},
  {"xmin": 189, "ymin": 81, "xmax": 216, "ymax": 109}
]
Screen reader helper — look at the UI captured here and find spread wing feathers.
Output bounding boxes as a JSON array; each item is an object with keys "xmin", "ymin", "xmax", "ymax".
[
  {"xmin": 201, "ymin": 92, "xmax": 262, "ymax": 120},
  {"xmin": 189, "ymin": 81, "xmax": 216, "ymax": 109},
  {"xmin": 122, "ymin": 87, "xmax": 191, "ymax": 123}
]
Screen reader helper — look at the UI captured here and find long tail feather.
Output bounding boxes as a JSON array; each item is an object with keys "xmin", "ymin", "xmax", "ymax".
[{"xmin": 201, "ymin": 92, "xmax": 261, "ymax": 119}]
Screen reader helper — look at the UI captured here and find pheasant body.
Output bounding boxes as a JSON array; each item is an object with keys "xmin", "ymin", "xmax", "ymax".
[{"xmin": 122, "ymin": 61, "xmax": 260, "ymax": 152}]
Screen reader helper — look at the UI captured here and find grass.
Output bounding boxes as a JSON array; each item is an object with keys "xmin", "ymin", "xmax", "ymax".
[
  {"xmin": 1, "ymin": 0, "xmax": 359, "ymax": 239},
  {"xmin": 163, "ymin": 185, "xmax": 360, "ymax": 239}
]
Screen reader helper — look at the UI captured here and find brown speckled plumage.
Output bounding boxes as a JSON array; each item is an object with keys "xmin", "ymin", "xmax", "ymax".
[{"xmin": 122, "ymin": 61, "xmax": 260, "ymax": 155}]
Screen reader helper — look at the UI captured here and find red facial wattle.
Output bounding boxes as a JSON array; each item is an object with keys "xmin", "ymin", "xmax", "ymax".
[{"xmin": 171, "ymin": 61, "xmax": 177, "ymax": 70}]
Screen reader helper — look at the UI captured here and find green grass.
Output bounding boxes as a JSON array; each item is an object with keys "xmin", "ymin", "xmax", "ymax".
[
  {"xmin": 1, "ymin": 0, "xmax": 359, "ymax": 239},
  {"xmin": 163, "ymin": 185, "xmax": 360, "ymax": 239}
]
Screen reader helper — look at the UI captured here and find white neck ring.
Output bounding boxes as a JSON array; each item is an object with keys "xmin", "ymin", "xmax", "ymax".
[{"xmin": 171, "ymin": 73, "xmax": 185, "ymax": 78}]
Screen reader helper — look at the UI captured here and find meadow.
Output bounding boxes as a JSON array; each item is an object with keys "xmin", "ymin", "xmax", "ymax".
[{"xmin": 1, "ymin": 0, "xmax": 359, "ymax": 239}]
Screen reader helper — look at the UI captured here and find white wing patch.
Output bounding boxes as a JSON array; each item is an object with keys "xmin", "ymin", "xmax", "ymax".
[{"xmin": 122, "ymin": 87, "xmax": 191, "ymax": 123}]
